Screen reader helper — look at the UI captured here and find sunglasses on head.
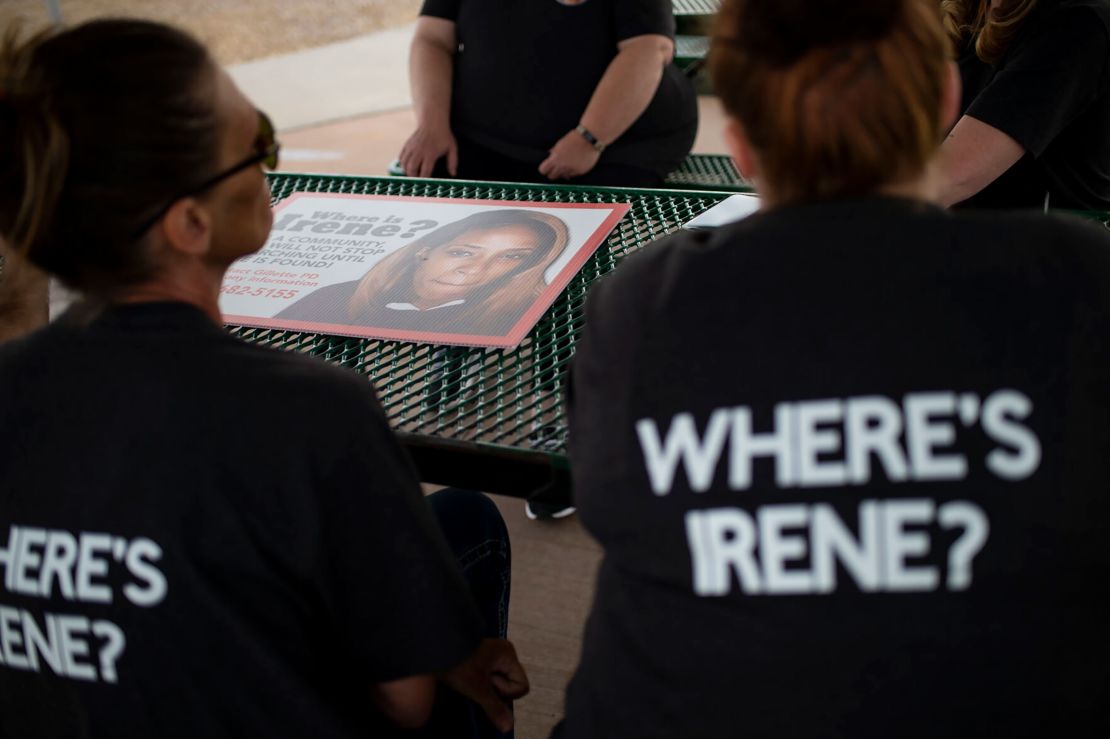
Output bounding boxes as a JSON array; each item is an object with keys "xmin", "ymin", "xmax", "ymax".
[{"xmin": 132, "ymin": 109, "xmax": 280, "ymax": 237}]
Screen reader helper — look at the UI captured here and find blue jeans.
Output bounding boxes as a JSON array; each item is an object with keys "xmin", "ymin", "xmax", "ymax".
[{"xmin": 417, "ymin": 488, "xmax": 513, "ymax": 739}]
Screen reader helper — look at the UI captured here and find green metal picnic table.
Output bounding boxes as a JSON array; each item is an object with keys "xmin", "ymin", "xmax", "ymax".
[{"xmin": 228, "ymin": 174, "xmax": 732, "ymax": 506}]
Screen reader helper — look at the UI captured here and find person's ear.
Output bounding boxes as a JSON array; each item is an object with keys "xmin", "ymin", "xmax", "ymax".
[
  {"xmin": 724, "ymin": 116, "xmax": 762, "ymax": 184},
  {"xmin": 941, "ymin": 60, "xmax": 962, "ymax": 133},
  {"xmin": 159, "ymin": 198, "xmax": 212, "ymax": 258}
]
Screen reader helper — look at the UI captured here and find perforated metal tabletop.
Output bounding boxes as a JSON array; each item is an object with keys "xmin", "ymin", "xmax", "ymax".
[{"xmin": 228, "ymin": 174, "xmax": 729, "ymax": 501}]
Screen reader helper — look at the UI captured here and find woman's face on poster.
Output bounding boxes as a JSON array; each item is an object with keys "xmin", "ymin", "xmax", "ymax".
[{"xmin": 411, "ymin": 224, "xmax": 542, "ymax": 307}]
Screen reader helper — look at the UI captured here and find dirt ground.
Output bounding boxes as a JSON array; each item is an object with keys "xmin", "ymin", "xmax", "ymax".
[{"xmin": 0, "ymin": 0, "xmax": 421, "ymax": 64}]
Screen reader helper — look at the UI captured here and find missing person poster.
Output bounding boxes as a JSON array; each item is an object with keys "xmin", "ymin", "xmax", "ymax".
[{"xmin": 220, "ymin": 193, "xmax": 630, "ymax": 348}]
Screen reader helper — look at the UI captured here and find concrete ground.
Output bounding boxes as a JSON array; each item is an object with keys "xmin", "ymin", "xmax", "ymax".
[{"xmin": 0, "ymin": 0, "xmax": 422, "ymax": 64}]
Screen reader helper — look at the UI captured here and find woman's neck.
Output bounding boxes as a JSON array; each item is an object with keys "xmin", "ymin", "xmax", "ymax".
[
  {"xmin": 877, "ymin": 168, "xmax": 941, "ymax": 204},
  {"xmin": 111, "ymin": 261, "xmax": 227, "ymax": 325}
]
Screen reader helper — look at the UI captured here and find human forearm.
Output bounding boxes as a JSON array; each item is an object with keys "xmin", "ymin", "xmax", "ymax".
[
  {"xmin": 409, "ymin": 32, "xmax": 455, "ymax": 132},
  {"xmin": 369, "ymin": 674, "xmax": 437, "ymax": 729},
  {"xmin": 936, "ymin": 115, "xmax": 1025, "ymax": 208},
  {"xmin": 580, "ymin": 34, "xmax": 673, "ymax": 145},
  {"xmin": 539, "ymin": 35, "xmax": 674, "ymax": 180},
  {"xmin": 401, "ymin": 17, "xmax": 459, "ymax": 177}
]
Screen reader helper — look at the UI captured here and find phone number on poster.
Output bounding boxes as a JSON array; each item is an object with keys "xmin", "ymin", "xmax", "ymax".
[{"xmin": 219, "ymin": 286, "xmax": 301, "ymax": 299}]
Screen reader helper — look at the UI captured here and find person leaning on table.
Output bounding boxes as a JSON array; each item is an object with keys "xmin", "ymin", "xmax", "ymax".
[
  {"xmin": 555, "ymin": 0, "xmax": 1110, "ymax": 737},
  {"xmin": 397, "ymin": 0, "xmax": 698, "ymax": 187},
  {"xmin": 0, "ymin": 19, "xmax": 527, "ymax": 739},
  {"xmin": 936, "ymin": 0, "xmax": 1110, "ymax": 209}
]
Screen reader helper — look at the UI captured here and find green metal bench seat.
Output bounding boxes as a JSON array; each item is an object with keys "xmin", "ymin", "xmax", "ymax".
[
  {"xmin": 665, "ymin": 153, "xmax": 753, "ymax": 192},
  {"xmin": 674, "ymin": 34, "xmax": 710, "ymax": 68}
]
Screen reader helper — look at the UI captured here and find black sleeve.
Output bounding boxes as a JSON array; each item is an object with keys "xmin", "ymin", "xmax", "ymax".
[
  {"xmin": 421, "ymin": 0, "xmax": 460, "ymax": 21},
  {"xmin": 613, "ymin": 0, "xmax": 675, "ymax": 41},
  {"xmin": 567, "ymin": 244, "xmax": 671, "ymax": 494},
  {"xmin": 966, "ymin": 6, "xmax": 1110, "ymax": 157},
  {"xmin": 317, "ymin": 382, "xmax": 483, "ymax": 681},
  {"xmin": 567, "ymin": 276, "xmax": 632, "ymax": 495}
]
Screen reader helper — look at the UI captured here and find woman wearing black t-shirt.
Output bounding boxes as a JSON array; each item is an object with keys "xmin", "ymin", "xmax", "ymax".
[
  {"xmin": 0, "ymin": 20, "xmax": 526, "ymax": 739},
  {"xmin": 937, "ymin": 0, "xmax": 1110, "ymax": 209},
  {"xmin": 397, "ymin": 0, "xmax": 698, "ymax": 187},
  {"xmin": 558, "ymin": 0, "xmax": 1110, "ymax": 737}
]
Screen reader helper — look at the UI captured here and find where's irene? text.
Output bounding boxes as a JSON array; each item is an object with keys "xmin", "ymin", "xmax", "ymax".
[
  {"xmin": 0, "ymin": 525, "xmax": 167, "ymax": 685},
  {"xmin": 634, "ymin": 389, "xmax": 1040, "ymax": 597}
]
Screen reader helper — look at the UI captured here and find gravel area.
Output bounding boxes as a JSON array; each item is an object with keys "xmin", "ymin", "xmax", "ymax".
[{"xmin": 1, "ymin": 0, "xmax": 421, "ymax": 64}]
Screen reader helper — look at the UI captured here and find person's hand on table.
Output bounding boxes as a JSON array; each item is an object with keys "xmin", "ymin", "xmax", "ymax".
[
  {"xmin": 440, "ymin": 638, "xmax": 530, "ymax": 732},
  {"xmin": 399, "ymin": 124, "xmax": 458, "ymax": 178},
  {"xmin": 539, "ymin": 129, "xmax": 602, "ymax": 181}
]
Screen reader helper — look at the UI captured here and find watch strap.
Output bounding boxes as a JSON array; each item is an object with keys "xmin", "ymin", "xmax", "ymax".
[{"xmin": 575, "ymin": 125, "xmax": 606, "ymax": 153}]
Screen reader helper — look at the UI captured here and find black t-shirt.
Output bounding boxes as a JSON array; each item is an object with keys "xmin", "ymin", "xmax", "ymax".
[
  {"xmin": 420, "ymin": 0, "xmax": 698, "ymax": 176},
  {"xmin": 959, "ymin": 0, "xmax": 1110, "ymax": 210},
  {"xmin": 557, "ymin": 198, "xmax": 1110, "ymax": 738},
  {"xmin": 0, "ymin": 302, "xmax": 483, "ymax": 739}
]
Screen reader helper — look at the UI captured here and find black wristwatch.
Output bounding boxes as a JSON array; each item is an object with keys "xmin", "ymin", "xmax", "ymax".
[{"xmin": 575, "ymin": 125, "xmax": 606, "ymax": 153}]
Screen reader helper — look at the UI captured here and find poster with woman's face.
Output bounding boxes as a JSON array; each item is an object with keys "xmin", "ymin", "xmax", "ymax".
[{"xmin": 219, "ymin": 193, "xmax": 630, "ymax": 348}]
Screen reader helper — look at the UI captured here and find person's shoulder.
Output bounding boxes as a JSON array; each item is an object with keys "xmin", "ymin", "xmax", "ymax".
[
  {"xmin": 228, "ymin": 335, "xmax": 365, "ymax": 381},
  {"xmin": 951, "ymin": 207, "xmax": 1110, "ymax": 244},
  {"xmin": 1057, "ymin": 0, "xmax": 1110, "ymax": 25},
  {"xmin": 0, "ymin": 318, "xmax": 77, "ymax": 371},
  {"xmin": 596, "ymin": 206, "xmax": 813, "ymax": 293},
  {"xmin": 1035, "ymin": 211, "xmax": 1110, "ymax": 261},
  {"xmin": 592, "ymin": 226, "xmax": 719, "ymax": 308},
  {"xmin": 950, "ymin": 208, "xmax": 1110, "ymax": 274},
  {"xmin": 1030, "ymin": 0, "xmax": 1110, "ymax": 43},
  {"xmin": 0, "ymin": 327, "xmax": 44, "ymax": 371},
  {"xmin": 220, "ymin": 334, "xmax": 381, "ymax": 414},
  {"xmin": 611, "ymin": 225, "xmax": 713, "ymax": 271},
  {"xmin": 611, "ymin": 0, "xmax": 677, "ymax": 39},
  {"xmin": 419, "ymin": 0, "xmax": 460, "ymax": 22}
]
